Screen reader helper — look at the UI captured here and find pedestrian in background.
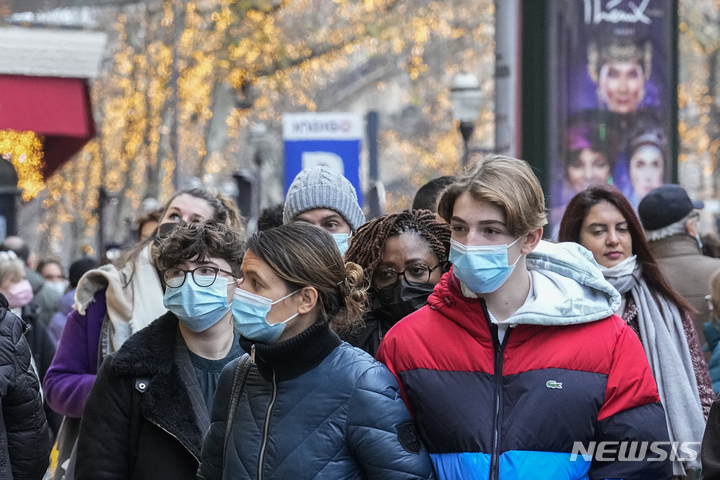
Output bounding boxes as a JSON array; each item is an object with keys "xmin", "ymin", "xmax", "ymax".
[
  {"xmin": 343, "ymin": 209, "xmax": 450, "ymax": 356},
  {"xmin": 1, "ymin": 236, "xmax": 62, "ymax": 327},
  {"xmin": 36, "ymin": 259, "xmax": 68, "ymax": 297},
  {"xmin": 559, "ymin": 183, "xmax": 711, "ymax": 478},
  {"xmin": 283, "ymin": 165, "xmax": 365, "ymax": 256},
  {"xmin": 411, "ymin": 176, "xmax": 456, "ymax": 213},
  {"xmin": 638, "ymin": 184, "xmax": 720, "ymax": 354},
  {"xmin": 46, "ymin": 257, "xmax": 96, "ymax": 347}
]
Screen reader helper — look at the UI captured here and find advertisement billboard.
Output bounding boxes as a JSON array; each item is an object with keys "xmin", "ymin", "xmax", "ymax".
[{"xmin": 547, "ymin": 0, "xmax": 675, "ymax": 236}]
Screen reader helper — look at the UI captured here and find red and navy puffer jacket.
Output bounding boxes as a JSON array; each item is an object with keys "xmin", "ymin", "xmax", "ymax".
[{"xmin": 377, "ymin": 270, "xmax": 672, "ymax": 480}]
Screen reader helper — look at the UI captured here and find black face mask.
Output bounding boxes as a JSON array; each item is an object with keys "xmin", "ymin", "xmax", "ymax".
[{"xmin": 373, "ymin": 277, "xmax": 435, "ymax": 324}]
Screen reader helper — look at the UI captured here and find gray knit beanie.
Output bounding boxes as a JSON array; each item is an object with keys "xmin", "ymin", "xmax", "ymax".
[{"xmin": 283, "ymin": 166, "xmax": 365, "ymax": 231}]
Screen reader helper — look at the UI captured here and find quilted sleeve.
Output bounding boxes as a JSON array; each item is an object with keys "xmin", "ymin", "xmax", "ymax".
[
  {"xmin": 3, "ymin": 312, "xmax": 51, "ymax": 480},
  {"xmin": 589, "ymin": 323, "xmax": 673, "ymax": 480},
  {"xmin": 346, "ymin": 362, "xmax": 436, "ymax": 480}
]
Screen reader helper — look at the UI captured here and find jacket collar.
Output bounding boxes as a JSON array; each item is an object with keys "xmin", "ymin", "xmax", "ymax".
[
  {"xmin": 110, "ymin": 311, "xmax": 177, "ymax": 375},
  {"xmin": 109, "ymin": 312, "xmax": 205, "ymax": 460},
  {"xmin": 428, "ymin": 241, "xmax": 620, "ymax": 337},
  {"xmin": 433, "ymin": 241, "xmax": 619, "ymax": 328},
  {"xmin": 239, "ymin": 322, "xmax": 341, "ymax": 382},
  {"xmin": 648, "ymin": 234, "xmax": 701, "ymax": 258}
]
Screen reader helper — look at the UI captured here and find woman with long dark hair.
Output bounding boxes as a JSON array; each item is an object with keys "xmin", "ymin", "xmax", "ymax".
[{"xmin": 559, "ymin": 183, "xmax": 713, "ymax": 478}]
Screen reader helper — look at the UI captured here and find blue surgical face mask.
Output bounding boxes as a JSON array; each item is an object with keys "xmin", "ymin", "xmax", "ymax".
[
  {"xmin": 163, "ymin": 276, "xmax": 231, "ymax": 332},
  {"xmin": 232, "ymin": 288, "xmax": 299, "ymax": 343},
  {"xmin": 449, "ymin": 237, "xmax": 522, "ymax": 294},
  {"xmin": 332, "ymin": 233, "xmax": 350, "ymax": 256}
]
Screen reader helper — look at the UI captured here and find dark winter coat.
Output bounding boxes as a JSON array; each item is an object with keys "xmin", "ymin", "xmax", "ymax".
[
  {"xmin": 0, "ymin": 294, "xmax": 51, "ymax": 480},
  {"xmin": 197, "ymin": 322, "xmax": 436, "ymax": 480},
  {"xmin": 75, "ymin": 312, "xmax": 229, "ymax": 480},
  {"xmin": 342, "ymin": 309, "xmax": 387, "ymax": 357},
  {"xmin": 702, "ymin": 393, "xmax": 720, "ymax": 478},
  {"xmin": 20, "ymin": 302, "xmax": 61, "ymax": 438}
]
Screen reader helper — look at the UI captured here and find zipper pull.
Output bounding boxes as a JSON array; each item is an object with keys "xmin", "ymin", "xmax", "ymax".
[{"xmin": 251, "ymin": 344, "xmax": 256, "ymax": 364}]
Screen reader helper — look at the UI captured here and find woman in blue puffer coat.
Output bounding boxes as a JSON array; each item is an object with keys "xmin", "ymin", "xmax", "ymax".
[{"xmin": 197, "ymin": 222, "xmax": 436, "ymax": 480}]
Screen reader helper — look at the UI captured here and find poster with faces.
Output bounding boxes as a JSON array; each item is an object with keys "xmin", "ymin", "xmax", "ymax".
[{"xmin": 546, "ymin": 0, "xmax": 674, "ymax": 236}]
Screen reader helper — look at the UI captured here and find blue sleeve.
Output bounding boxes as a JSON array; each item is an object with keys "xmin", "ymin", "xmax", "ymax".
[{"xmin": 346, "ymin": 362, "xmax": 436, "ymax": 480}]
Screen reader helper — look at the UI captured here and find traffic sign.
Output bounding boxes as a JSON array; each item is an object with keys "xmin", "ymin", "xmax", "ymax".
[{"xmin": 283, "ymin": 112, "xmax": 363, "ymax": 205}]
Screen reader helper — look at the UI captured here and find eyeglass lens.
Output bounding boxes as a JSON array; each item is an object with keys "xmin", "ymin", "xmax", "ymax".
[
  {"xmin": 164, "ymin": 267, "xmax": 220, "ymax": 288},
  {"xmin": 373, "ymin": 264, "xmax": 434, "ymax": 289}
]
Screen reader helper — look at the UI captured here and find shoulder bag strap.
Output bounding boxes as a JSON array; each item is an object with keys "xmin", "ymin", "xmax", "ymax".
[{"xmin": 223, "ymin": 354, "xmax": 251, "ymax": 455}]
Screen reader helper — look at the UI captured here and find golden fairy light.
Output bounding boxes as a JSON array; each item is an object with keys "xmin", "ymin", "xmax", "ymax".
[
  {"xmin": 0, "ymin": 130, "xmax": 45, "ymax": 201},
  {"xmin": 35, "ymin": 0, "xmax": 497, "ymax": 256}
]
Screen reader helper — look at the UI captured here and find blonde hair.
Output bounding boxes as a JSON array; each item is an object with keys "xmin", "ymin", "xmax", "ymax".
[
  {"xmin": 437, "ymin": 154, "xmax": 547, "ymax": 237},
  {"xmin": 0, "ymin": 255, "xmax": 25, "ymax": 285}
]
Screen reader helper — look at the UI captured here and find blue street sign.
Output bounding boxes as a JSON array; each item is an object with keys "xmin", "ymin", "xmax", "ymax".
[{"xmin": 283, "ymin": 113, "xmax": 364, "ymax": 205}]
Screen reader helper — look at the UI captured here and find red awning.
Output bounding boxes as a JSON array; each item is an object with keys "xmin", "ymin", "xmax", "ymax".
[{"xmin": 0, "ymin": 74, "xmax": 96, "ymax": 178}]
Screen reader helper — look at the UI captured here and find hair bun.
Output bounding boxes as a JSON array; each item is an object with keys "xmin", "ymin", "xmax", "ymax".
[{"xmin": 335, "ymin": 278, "xmax": 349, "ymax": 306}]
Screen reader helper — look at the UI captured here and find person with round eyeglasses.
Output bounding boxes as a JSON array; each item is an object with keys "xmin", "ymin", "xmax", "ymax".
[
  {"xmin": 74, "ymin": 220, "xmax": 245, "ymax": 480},
  {"xmin": 343, "ymin": 209, "xmax": 451, "ymax": 357}
]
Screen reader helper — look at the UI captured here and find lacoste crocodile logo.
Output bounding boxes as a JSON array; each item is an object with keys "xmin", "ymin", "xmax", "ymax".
[{"xmin": 546, "ymin": 380, "xmax": 563, "ymax": 389}]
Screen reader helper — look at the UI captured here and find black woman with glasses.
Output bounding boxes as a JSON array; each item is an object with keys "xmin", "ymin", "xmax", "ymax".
[
  {"xmin": 343, "ymin": 209, "xmax": 451, "ymax": 357},
  {"xmin": 74, "ymin": 220, "xmax": 245, "ymax": 480}
]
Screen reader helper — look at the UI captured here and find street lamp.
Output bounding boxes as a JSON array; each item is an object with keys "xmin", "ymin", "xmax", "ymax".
[{"xmin": 450, "ymin": 72, "xmax": 482, "ymax": 166}]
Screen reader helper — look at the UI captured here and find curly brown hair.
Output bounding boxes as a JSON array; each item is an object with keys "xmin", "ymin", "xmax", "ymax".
[
  {"xmin": 345, "ymin": 209, "xmax": 451, "ymax": 286},
  {"xmin": 152, "ymin": 220, "xmax": 245, "ymax": 277}
]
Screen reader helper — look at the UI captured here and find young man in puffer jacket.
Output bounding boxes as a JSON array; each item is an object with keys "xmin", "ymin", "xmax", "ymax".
[{"xmin": 377, "ymin": 155, "xmax": 672, "ymax": 480}]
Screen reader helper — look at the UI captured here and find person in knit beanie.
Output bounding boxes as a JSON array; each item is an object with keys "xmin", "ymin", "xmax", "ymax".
[{"xmin": 283, "ymin": 166, "xmax": 366, "ymax": 255}]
